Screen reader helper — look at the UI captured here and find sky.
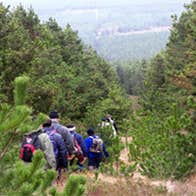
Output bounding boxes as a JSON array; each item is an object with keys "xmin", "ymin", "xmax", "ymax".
[
  {"xmin": 1, "ymin": 0, "xmax": 191, "ymax": 32},
  {"xmin": 1, "ymin": 0, "xmax": 191, "ymax": 10}
]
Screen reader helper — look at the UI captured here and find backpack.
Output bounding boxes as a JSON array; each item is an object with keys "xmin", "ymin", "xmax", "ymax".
[
  {"xmin": 89, "ymin": 136, "xmax": 103, "ymax": 153},
  {"xmin": 47, "ymin": 130, "xmax": 59, "ymax": 158},
  {"xmin": 19, "ymin": 132, "xmax": 41, "ymax": 162},
  {"xmin": 69, "ymin": 132, "xmax": 84, "ymax": 163},
  {"xmin": 70, "ymin": 133, "xmax": 82, "ymax": 155}
]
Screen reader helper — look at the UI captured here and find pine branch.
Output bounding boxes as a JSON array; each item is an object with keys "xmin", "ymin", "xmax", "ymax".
[{"xmin": 0, "ymin": 131, "xmax": 17, "ymax": 161}]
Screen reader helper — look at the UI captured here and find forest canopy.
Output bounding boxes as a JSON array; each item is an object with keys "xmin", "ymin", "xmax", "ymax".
[{"xmin": 0, "ymin": 3, "xmax": 130, "ymax": 125}]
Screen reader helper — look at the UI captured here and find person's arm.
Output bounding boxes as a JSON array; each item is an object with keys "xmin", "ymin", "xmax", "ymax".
[
  {"xmin": 77, "ymin": 134, "xmax": 87, "ymax": 157},
  {"xmin": 102, "ymin": 143, "xmax": 109, "ymax": 158},
  {"xmin": 85, "ymin": 138, "xmax": 92, "ymax": 155}
]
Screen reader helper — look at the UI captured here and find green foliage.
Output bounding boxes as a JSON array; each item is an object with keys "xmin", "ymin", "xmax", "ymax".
[
  {"xmin": 84, "ymin": 84, "xmax": 131, "ymax": 129},
  {"xmin": 14, "ymin": 76, "xmax": 30, "ymax": 106},
  {"xmin": 0, "ymin": 4, "xmax": 123, "ymax": 122},
  {"xmin": 98, "ymin": 31, "xmax": 170, "ymax": 61},
  {"xmin": 94, "ymin": 170, "xmax": 99, "ymax": 181},
  {"xmin": 0, "ymin": 105, "xmax": 31, "ymax": 132},
  {"xmin": 0, "ymin": 74, "xmax": 89, "ymax": 195},
  {"xmin": 165, "ymin": 1, "xmax": 196, "ymax": 94},
  {"xmin": 129, "ymin": 98, "xmax": 196, "ymax": 179},
  {"xmin": 1, "ymin": 151, "xmax": 56, "ymax": 196},
  {"xmin": 128, "ymin": 1, "xmax": 196, "ymax": 178},
  {"xmin": 107, "ymin": 136, "xmax": 124, "ymax": 174},
  {"xmin": 148, "ymin": 53, "xmax": 165, "ymax": 88},
  {"xmin": 0, "ymin": 76, "xmax": 57, "ymax": 195},
  {"xmin": 115, "ymin": 59, "xmax": 148, "ymax": 95},
  {"xmin": 3, "ymin": 0, "xmax": 188, "ymax": 62},
  {"xmin": 98, "ymin": 135, "xmax": 125, "ymax": 176},
  {"xmin": 120, "ymin": 163, "xmax": 137, "ymax": 177},
  {"xmin": 0, "ymin": 75, "xmax": 31, "ymax": 172},
  {"xmin": 63, "ymin": 175, "xmax": 86, "ymax": 196}
]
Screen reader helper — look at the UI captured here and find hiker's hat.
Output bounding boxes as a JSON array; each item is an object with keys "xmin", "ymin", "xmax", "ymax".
[
  {"xmin": 49, "ymin": 111, "xmax": 59, "ymax": 119},
  {"xmin": 87, "ymin": 127, "xmax": 94, "ymax": 135},
  {"xmin": 66, "ymin": 124, "xmax": 76, "ymax": 131}
]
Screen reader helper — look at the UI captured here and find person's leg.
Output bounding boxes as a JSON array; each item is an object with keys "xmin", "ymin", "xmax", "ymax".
[
  {"xmin": 88, "ymin": 157, "xmax": 96, "ymax": 170},
  {"xmin": 56, "ymin": 159, "xmax": 61, "ymax": 182},
  {"xmin": 95, "ymin": 156, "xmax": 102, "ymax": 168},
  {"xmin": 69, "ymin": 157, "xmax": 75, "ymax": 166},
  {"xmin": 56, "ymin": 158, "xmax": 68, "ymax": 183},
  {"xmin": 77, "ymin": 162, "xmax": 84, "ymax": 171},
  {"xmin": 75, "ymin": 153, "xmax": 85, "ymax": 171}
]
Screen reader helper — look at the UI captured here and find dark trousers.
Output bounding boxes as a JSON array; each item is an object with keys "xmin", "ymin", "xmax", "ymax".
[
  {"xmin": 88, "ymin": 156, "xmax": 102, "ymax": 169},
  {"xmin": 56, "ymin": 157, "xmax": 68, "ymax": 169},
  {"xmin": 55, "ymin": 157, "xmax": 68, "ymax": 180}
]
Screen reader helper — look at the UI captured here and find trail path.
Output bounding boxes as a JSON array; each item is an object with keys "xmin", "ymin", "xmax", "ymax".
[
  {"xmin": 120, "ymin": 137, "xmax": 196, "ymax": 196},
  {"xmin": 55, "ymin": 136, "xmax": 196, "ymax": 195}
]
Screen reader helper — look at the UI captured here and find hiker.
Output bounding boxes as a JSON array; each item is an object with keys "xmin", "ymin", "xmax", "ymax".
[
  {"xmin": 85, "ymin": 128, "xmax": 109, "ymax": 170},
  {"xmin": 49, "ymin": 111, "xmax": 75, "ymax": 160},
  {"xmin": 19, "ymin": 127, "xmax": 56, "ymax": 170},
  {"xmin": 42, "ymin": 120, "xmax": 68, "ymax": 175},
  {"xmin": 101, "ymin": 114, "xmax": 118, "ymax": 137},
  {"xmin": 66, "ymin": 124, "xmax": 87, "ymax": 170}
]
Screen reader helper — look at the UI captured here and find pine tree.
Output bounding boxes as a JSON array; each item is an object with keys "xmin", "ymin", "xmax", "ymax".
[
  {"xmin": 0, "ymin": 75, "xmax": 55, "ymax": 195},
  {"xmin": 0, "ymin": 75, "xmax": 87, "ymax": 195},
  {"xmin": 166, "ymin": 1, "xmax": 196, "ymax": 95}
]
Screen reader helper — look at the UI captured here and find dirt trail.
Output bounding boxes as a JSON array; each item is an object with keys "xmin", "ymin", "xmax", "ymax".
[
  {"xmin": 120, "ymin": 137, "xmax": 196, "ymax": 195},
  {"xmin": 55, "ymin": 136, "xmax": 196, "ymax": 195}
]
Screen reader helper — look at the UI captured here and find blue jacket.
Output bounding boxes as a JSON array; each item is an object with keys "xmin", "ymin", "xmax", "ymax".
[
  {"xmin": 43, "ymin": 127, "xmax": 67, "ymax": 167},
  {"xmin": 84, "ymin": 135, "xmax": 109, "ymax": 159},
  {"xmin": 70, "ymin": 131, "xmax": 87, "ymax": 157}
]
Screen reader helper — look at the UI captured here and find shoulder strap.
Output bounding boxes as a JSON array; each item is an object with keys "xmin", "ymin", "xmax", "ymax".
[
  {"xmin": 29, "ymin": 132, "xmax": 41, "ymax": 149},
  {"xmin": 73, "ymin": 133, "xmax": 77, "ymax": 142},
  {"xmin": 89, "ymin": 136, "xmax": 95, "ymax": 140},
  {"xmin": 48, "ymin": 129, "xmax": 56, "ymax": 136}
]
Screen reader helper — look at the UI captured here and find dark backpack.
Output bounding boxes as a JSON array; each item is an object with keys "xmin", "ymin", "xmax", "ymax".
[
  {"xmin": 89, "ymin": 136, "xmax": 103, "ymax": 153},
  {"xmin": 19, "ymin": 132, "xmax": 41, "ymax": 162}
]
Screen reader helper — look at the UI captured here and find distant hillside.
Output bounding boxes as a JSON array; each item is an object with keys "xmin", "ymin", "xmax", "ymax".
[
  {"xmin": 2, "ymin": 0, "xmax": 191, "ymax": 61},
  {"xmin": 96, "ymin": 31, "xmax": 170, "ymax": 61}
]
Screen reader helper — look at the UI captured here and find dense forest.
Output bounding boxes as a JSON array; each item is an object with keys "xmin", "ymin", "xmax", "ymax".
[{"xmin": 0, "ymin": 1, "xmax": 195, "ymax": 195}]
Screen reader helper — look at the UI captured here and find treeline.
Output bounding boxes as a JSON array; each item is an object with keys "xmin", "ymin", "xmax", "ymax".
[
  {"xmin": 97, "ymin": 31, "xmax": 169, "ymax": 61},
  {"xmin": 0, "ymin": 3, "xmax": 130, "ymax": 125},
  {"xmin": 115, "ymin": 60, "xmax": 148, "ymax": 95}
]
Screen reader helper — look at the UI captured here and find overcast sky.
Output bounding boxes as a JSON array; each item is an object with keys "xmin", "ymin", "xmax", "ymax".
[
  {"xmin": 1, "ymin": 0, "xmax": 191, "ymax": 10},
  {"xmin": 1, "ymin": 0, "xmax": 191, "ymax": 29}
]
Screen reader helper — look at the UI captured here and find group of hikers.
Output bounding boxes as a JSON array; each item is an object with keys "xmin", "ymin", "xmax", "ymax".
[{"xmin": 19, "ymin": 111, "xmax": 117, "ymax": 178}]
